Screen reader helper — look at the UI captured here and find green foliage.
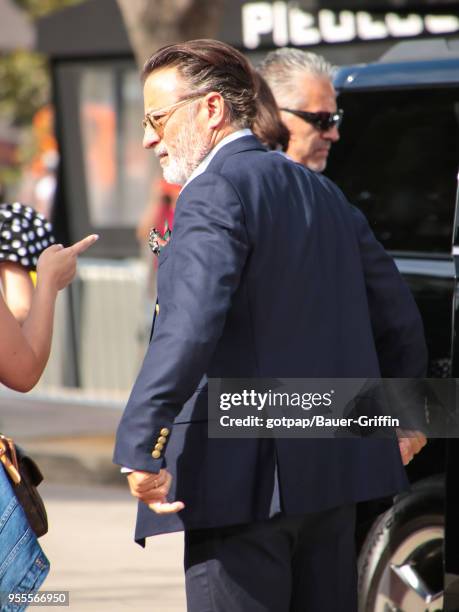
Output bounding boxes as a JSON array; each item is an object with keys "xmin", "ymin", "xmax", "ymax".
[
  {"xmin": 14, "ymin": 0, "xmax": 83, "ymax": 19},
  {"xmin": 0, "ymin": 0, "xmax": 85, "ymax": 125},
  {"xmin": 0, "ymin": 1, "xmax": 84, "ymax": 187},
  {"xmin": 0, "ymin": 51, "xmax": 49, "ymax": 126}
]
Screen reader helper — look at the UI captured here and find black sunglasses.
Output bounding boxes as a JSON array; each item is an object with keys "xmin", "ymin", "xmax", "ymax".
[{"xmin": 280, "ymin": 108, "xmax": 343, "ymax": 132}]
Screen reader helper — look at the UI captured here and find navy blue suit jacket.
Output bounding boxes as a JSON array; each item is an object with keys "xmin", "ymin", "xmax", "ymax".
[{"xmin": 113, "ymin": 136, "xmax": 426, "ymax": 542}]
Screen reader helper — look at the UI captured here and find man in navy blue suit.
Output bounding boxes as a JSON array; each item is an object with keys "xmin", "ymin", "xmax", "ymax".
[{"xmin": 114, "ymin": 40, "xmax": 427, "ymax": 611}]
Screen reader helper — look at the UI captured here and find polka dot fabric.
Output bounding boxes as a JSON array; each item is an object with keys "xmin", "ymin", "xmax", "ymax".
[{"xmin": 0, "ymin": 202, "xmax": 55, "ymax": 271}]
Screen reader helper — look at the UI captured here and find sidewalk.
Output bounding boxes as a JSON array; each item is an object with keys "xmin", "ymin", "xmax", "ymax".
[
  {"xmin": 40, "ymin": 483, "xmax": 186, "ymax": 611},
  {"xmin": 0, "ymin": 390, "xmax": 187, "ymax": 610},
  {"xmin": 0, "ymin": 389, "xmax": 125, "ymax": 486}
]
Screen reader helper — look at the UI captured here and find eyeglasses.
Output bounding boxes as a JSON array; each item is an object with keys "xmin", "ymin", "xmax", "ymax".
[
  {"xmin": 280, "ymin": 108, "xmax": 343, "ymax": 132},
  {"xmin": 142, "ymin": 94, "xmax": 205, "ymax": 136}
]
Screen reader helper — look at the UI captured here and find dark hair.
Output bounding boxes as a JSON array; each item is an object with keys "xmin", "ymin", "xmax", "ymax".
[
  {"xmin": 252, "ymin": 71, "xmax": 290, "ymax": 152},
  {"xmin": 142, "ymin": 39, "xmax": 257, "ymax": 128}
]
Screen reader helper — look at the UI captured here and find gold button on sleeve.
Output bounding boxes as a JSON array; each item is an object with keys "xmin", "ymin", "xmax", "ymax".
[
  {"xmin": 160, "ymin": 428, "xmax": 170, "ymax": 437},
  {"xmin": 155, "ymin": 303, "xmax": 160, "ymax": 314},
  {"xmin": 152, "ymin": 450, "xmax": 161, "ymax": 459},
  {"xmin": 154, "ymin": 443, "xmax": 164, "ymax": 451},
  {"xmin": 158, "ymin": 436, "xmax": 167, "ymax": 445}
]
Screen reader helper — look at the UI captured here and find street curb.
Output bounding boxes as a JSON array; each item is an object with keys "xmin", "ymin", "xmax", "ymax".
[{"xmin": 32, "ymin": 450, "xmax": 126, "ymax": 487}]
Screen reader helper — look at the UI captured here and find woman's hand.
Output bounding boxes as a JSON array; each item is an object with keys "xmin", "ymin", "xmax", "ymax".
[{"xmin": 36, "ymin": 235, "xmax": 99, "ymax": 292}]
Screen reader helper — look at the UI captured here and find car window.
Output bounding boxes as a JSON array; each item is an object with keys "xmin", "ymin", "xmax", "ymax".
[{"xmin": 326, "ymin": 86, "xmax": 459, "ymax": 254}]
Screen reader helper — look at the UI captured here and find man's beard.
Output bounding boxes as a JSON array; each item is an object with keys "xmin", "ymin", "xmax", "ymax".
[{"xmin": 156, "ymin": 112, "xmax": 211, "ymax": 186}]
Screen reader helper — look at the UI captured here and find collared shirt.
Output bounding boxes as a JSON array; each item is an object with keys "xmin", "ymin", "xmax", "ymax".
[{"xmin": 183, "ymin": 128, "xmax": 253, "ymax": 190}]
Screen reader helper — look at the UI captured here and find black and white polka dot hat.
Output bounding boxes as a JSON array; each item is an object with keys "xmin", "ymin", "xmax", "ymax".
[{"xmin": 0, "ymin": 202, "xmax": 55, "ymax": 271}]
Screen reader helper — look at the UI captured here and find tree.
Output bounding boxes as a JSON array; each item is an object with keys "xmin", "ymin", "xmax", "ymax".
[
  {"xmin": 0, "ymin": 1, "xmax": 84, "ymax": 126},
  {"xmin": 116, "ymin": 0, "xmax": 224, "ymax": 69},
  {"xmin": 0, "ymin": 1, "xmax": 83, "ymax": 189},
  {"xmin": 14, "ymin": 0, "xmax": 81, "ymax": 18}
]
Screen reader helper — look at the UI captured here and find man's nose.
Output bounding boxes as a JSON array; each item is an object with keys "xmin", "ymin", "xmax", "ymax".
[
  {"xmin": 323, "ymin": 125, "xmax": 340, "ymax": 143},
  {"xmin": 143, "ymin": 125, "xmax": 160, "ymax": 149}
]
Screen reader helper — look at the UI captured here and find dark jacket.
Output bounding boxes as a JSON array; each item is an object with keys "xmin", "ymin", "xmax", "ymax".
[{"xmin": 114, "ymin": 136, "xmax": 426, "ymax": 542}]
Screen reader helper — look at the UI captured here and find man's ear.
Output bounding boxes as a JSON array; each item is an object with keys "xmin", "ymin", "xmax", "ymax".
[{"xmin": 204, "ymin": 92, "xmax": 227, "ymax": 129}]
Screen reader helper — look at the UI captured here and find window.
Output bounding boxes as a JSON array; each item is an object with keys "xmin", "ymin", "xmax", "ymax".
[
  {"xmin": 79, "ymin": 66, "xmax": 157, "ymax": 228},
  {"xmin": 326, "ymin": 87, "xmax": 459, "ymax": 254}
]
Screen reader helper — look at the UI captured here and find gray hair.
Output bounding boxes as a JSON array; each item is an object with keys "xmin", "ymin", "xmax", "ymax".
[{"xmin": 258, "ymin": 48, "xmax": 337, "ymax": 108}]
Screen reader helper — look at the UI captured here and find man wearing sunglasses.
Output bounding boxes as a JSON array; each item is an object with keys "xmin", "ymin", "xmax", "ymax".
[{"xmin": 259, "ymin": 48, "xmax": 341, "ymax": 172}]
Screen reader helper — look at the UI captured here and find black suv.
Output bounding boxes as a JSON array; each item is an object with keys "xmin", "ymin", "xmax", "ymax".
[{"xmin": 327, "ymin": 38, "xmax": 459, "ymax": 612}]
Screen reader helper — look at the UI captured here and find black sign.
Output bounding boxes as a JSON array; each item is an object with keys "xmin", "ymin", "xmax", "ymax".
[{"xmin": 218, "ymin": 0, "xmax": 459, "ymax": 50}]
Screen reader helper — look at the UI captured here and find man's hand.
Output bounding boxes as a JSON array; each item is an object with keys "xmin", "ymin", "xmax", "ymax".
[
  {"xmin": 397, "ymin": 429, "xmax": 427, "ymax": 465},
  {"xmin": 127, "ymin": 469, "xmax": 185, "ymax": 514}
]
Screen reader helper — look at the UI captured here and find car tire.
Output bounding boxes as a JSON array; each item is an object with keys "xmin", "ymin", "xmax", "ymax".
[{"xmin": 358, "ymin": 478, "xmax": 444, "ymax": 612}]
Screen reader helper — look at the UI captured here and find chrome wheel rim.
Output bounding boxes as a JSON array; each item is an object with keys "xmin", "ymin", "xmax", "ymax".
[{"xmin": 373, "ymin": 526, "xmax": 444, "ymax": 612}]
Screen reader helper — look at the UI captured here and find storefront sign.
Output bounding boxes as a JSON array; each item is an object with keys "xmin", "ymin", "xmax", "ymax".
[{"xmin": 242, "ymin": 2, "xmax": 459, "ymax": 49}]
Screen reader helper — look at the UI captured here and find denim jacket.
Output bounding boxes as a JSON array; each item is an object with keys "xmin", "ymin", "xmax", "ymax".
[{"xmin": 0, "ymin": 466, "xmax": 49, "ymax": 611}]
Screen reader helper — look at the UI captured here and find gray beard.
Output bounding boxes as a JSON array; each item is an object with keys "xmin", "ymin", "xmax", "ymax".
[{"xmin": 162, "ymin": 116, "xmax": 211, "ymax": 186}]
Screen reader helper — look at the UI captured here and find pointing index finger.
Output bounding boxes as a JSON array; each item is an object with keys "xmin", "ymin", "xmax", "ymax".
[{"xmin": 69, "ymin": 234, "xmax": 99, "ymax": 255}]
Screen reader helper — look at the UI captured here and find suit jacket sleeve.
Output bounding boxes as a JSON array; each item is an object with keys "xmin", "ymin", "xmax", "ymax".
[
  {"xmin": 113, "ymin": 172, "xmax": 249, "ymax": 473},
  {"xmin": 350, "ymin": 205, "xmax": 428, "ymax": 377}
]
